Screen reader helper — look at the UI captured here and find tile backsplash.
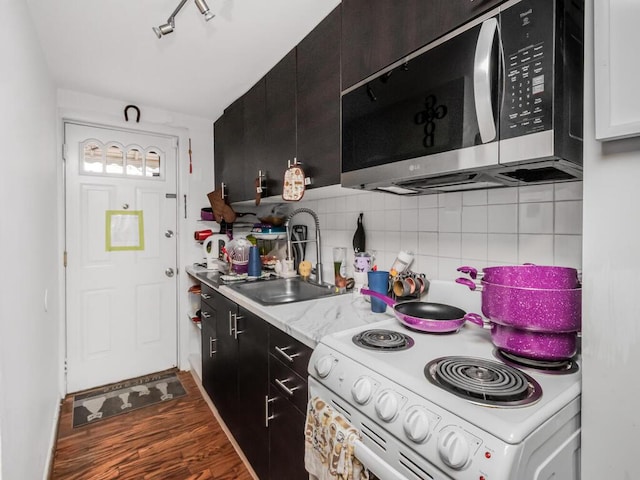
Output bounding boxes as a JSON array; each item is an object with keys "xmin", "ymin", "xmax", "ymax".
[{"xmin": 293, "ymin": 182, "xmax": 583, "ymax": 281}]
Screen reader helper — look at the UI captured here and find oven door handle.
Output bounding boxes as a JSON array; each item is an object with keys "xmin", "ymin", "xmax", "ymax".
[
  {"xmin": 353, "ymin": 440, "xmax": 411, "ymax": 480},
  {"xmin": 474, "ymin": 17, "xmax": 499, "ymax": 144}
]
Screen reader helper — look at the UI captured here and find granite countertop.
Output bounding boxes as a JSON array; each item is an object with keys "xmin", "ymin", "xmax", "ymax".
[{"xmin": 187, "ymin": 265, "xmax": 390, "ymax": 348}]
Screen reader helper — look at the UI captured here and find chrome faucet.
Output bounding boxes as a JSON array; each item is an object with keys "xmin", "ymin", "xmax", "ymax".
[{"xmin": 284, "ymin": 208, "xmax": 323, "ymax": 284}]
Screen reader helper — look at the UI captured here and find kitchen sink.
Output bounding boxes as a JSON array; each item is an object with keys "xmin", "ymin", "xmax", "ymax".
[{"xmin": 226, "ymin": 277, "xmax": 344, "ymax": 306}]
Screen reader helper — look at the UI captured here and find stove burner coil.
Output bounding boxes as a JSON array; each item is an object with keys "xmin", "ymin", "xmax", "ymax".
[
  {"xmin": 494, "ymin": 349, "xmax": 579, "ymax": 374},
  {"xmin": 425, "ymin": 356, "xmax": 542, "ymax": 407},
  {"xmin": 352, "ymin": 329, "xmax": 414, "ymax": 351}
]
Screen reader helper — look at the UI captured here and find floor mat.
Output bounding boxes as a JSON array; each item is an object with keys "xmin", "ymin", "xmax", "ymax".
[{"xmin": 72, "ymin": 371, "xmax": 187, "ymax": 428}]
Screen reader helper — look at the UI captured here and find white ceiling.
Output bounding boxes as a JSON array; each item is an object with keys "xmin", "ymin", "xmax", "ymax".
[{"xmin": 25, "ymin": 0, "xmax": 341, "ymax": 120}]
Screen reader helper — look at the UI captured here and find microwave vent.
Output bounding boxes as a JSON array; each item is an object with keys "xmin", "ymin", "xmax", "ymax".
[{"xmin": 500, "ymin": 167, "xmax": 577, "ymax": 183}]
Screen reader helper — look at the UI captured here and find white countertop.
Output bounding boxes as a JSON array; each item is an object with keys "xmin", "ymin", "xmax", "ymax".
[{"xmin": 187, "ymin": 265, "xmax": 390, "ymax": 348}]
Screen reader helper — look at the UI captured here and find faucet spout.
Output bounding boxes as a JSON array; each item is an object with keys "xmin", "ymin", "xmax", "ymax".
[{"xmin": 284, "ymin": 208, "xmax": 323, "ymax": 284}]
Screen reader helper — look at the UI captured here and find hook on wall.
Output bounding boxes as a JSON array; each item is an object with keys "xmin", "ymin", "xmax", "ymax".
[{"xmin": 124, "ymin": 105, "xmax": 141, "ymax": 123}]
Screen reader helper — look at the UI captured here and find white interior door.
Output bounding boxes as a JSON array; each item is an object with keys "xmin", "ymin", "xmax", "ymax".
[{"xmin": 64, "ymin": 122, "xmax": 179, "ymax": 393}]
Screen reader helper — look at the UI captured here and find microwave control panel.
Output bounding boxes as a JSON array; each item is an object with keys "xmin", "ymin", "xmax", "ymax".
[{"xmin": 500, "ymin": 0, "xmax": 555, "ymax": 140}]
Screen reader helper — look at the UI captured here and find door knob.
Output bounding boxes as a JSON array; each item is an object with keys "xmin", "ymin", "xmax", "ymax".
[
  {"xmin": 165, "ymin": 268, "xmax": 175, "ymax": 277},
  {"xmin": 165, "ymin": 230, "xmax": 174, "ymax": 238}
]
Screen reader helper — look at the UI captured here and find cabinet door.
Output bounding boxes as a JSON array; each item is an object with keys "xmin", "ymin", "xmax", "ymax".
[
  {"xmin": 243, "ymin": 78, "xmax": 267, "ymax": 200},
  {"xmin": 215, "ymin": 98, "xmax": 245, "ymax": 203},
  {"xmin": 210, "ymin": 291, "xmax": 239, "ymax": 432},
  {"xmin": 341, "ymin": 0, "xmax": 505, "ymax": 90},
  {"xmin": 268, "ymin": 384, "xmax": 308, "ymax": 480},
  {"xmin": 200, "ymin": 303, "xmax": 217, "ymax": 399},
  {"xmin": 296, "ymin": 6, "xmax": 341, "ymax": 188},
  {"xmin": 265, "ymin": 49, "xmax": 297, "ymax": 196},
  {"xmin": 236, "ymin": 308, "xmax": 269, "ymax": 480}
]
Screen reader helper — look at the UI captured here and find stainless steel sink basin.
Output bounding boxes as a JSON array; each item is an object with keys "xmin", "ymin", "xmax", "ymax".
[{"xmin": 227, "ymin": 277, "xmax": 343, "ymax": 305}]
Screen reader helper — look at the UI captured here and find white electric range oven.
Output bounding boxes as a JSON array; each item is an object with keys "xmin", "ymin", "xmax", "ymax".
[{"xmin": 307, "ymin": 281, "xmax": 581, "ymax": 480}]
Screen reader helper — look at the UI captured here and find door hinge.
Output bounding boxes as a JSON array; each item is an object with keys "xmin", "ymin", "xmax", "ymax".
[
  {"xmin": 64, "ymin": 360, "xmax": 68, "ymax": 373},
  {"xmin": 63, "ymin": 251, "xmax": 67, "ymax": 267},
  {"xmin": 62, "ymin": 144, "xmax": 67, "ymax": 161}
]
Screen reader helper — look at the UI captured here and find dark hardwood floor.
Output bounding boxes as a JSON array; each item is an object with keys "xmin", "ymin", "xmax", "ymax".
[{"xmin": 50, "ymin": 371, "xmax": 254, "ymax": 480}]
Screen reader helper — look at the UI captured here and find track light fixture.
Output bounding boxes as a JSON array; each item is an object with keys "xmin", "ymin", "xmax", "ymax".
[{"xmin": 153, "ymin": 0, "xmax": 215, "ymax": 39}]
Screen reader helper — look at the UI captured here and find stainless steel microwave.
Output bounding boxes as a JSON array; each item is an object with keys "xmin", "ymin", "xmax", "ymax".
[{"xmin": 341, "ymin": 0, "xmax": 584, "ymax": 194}]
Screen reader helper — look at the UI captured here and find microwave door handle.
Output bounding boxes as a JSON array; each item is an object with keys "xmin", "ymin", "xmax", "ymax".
[{"xmin": 474, "ymin": 17, "xmax": 498, "ymax": 143}]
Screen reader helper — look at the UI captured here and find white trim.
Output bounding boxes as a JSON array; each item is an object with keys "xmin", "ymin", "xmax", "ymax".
[
  {"xmin": 594, "ymin": 0, "xmax": 640, "ymax": 140},
  {"xmin": 56, "ymin": 110, "xmax": 189, "ymax": 395}
]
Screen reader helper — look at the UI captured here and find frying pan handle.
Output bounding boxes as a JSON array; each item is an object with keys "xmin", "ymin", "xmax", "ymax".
[
  {"xmin": 457, "ymin": 266, "xmax": 478, "ymax": 279},
  {"xmin": 455, "ymin": 277, "xmax": 478, "ymax": 291},
  {"xmin": 360, "ymin": 289, "xmax": 397, "ymax": 307},
  {"xmin": 464, "ymin": 313, "xmax": 489, "ymax": 328}
]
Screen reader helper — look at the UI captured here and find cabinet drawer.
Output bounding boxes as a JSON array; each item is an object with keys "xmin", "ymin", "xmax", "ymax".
[
  {"xmin": 269, "ymin": 355, "xmax": 309, "ymax": 414},
  {"xmin": 269, "ymin": 325, "xmax": 312, "ymax": 378},
  {"xmin": 200, "ymin": 283, "xmax": 216, "ymax": 307}
]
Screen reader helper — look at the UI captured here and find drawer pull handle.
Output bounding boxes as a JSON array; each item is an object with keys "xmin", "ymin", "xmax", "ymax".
[
  {"xmin": 275, "ymin": 346, "xmax": 300, "ymax": 363},
  {"xmin": 275, "ymin": 378, "xmax": 300, "ymax": 397},
  {"xmin": 201, "ymin": 293, "xmax": 211, "ymax": 300},
  {"xmin": 265, "ymin": 395, "xmax": 276, "ymax": 427},
  {"xmin": 209, "ymin": 338, "xmax": 217, "ymax": 357},
  {"xmin": 201, "ymin": 311, "xmax": 211, "ymax": 319}
]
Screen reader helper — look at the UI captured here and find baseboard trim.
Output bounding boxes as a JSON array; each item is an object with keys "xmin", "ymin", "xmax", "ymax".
[{"xmin": 44, "ymin": 397, "xmax": 62, "ymax": 480}]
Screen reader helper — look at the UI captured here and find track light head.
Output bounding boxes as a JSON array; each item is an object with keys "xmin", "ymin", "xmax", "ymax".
[
  {"xmin": 153, "ymin": 21, "xmax": 175, "ymax": 39},
  {"xmin": 195, "ymin": 0, "xmax": 215, "ymax": 21},
  {"xmin": 153, "ymin": 0, "xmax": 214, "ymax": 39}
]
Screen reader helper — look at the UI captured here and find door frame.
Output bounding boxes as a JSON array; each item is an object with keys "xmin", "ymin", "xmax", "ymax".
[{"xmin": 56, "ymin": 113, "xmax": 188, "ymax": 396}]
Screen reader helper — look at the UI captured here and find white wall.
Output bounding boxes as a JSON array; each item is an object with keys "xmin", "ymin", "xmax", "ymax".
[
  {"xmin": 57, "ymin": 90, "xmax": 216, "ymax": 381},
  {"xmin": 0, "ymin": 1, "xmax": 60, "ymax": 478},
  {"xmin": 581, "ymin": 0, "xmax": 640, "ymax": 477}
]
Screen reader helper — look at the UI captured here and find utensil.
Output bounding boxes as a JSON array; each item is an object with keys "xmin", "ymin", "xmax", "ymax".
[
  {"xmin": 456, "ymin": 278, "xmax": 581, "ymax": 332},
  {"xmin": 361, "ymin": 289, "xmax": 482, "ymax": 333},
  {"xmin": 352, "ymin": 213, "xmax": 365, "ymax": 253},
  {"xmin": 457, "ymin": 264, "xmax": 580, "ymax": 289}
]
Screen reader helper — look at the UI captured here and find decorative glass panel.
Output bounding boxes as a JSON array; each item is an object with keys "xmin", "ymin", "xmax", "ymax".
[
  {"xmin": 126, "ymin": 148, "xmax": 143, "ymax": 176},
  {"xmin": 82, "ymin": 142, "xmax": 103, "ymax": 173},
  {"xmin": 105, "ymin": 145, "xmax": 124, "ymax": 174},
  {"xmin": 145, "ymin": 150, "xmax": 161, "ymax": 177}
]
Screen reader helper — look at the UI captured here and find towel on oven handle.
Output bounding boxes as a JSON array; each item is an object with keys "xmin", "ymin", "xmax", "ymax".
[{"xmin": 305, "ymin": 396, "xmax": 370, "ymax": 480}]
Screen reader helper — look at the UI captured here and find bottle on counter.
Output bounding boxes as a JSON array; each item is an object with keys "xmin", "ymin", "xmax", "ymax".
[{"xmin": 390, "ymin": 250, "xmax": 414, "ymax": 277}]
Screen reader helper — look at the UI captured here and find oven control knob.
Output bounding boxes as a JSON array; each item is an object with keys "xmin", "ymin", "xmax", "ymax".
[
  {"xmin": 314, "ymin": 355, "xmax": 335, "ymax": 378},
  {"xmin": 351, "ymin": 377, "xmax": 374, "ymax": 404},
  {"xmin": 374, "ymin": 390, "xmax": 400, "ymax": 422},
  {"xmin": 437, "ymin": 427, "xmax": 471, "ymax": 470},
  {"xmin": 403, "ymin": 407, "xmax": 431, "ymax": 443}
]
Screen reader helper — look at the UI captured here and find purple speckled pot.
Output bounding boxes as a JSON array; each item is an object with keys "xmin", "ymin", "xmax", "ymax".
[
  {"xmin": 458, "ymin": 264, "xmax": 579, "ymax": 289},
  {"xmin": 490, "ymin": 323, "xmax": 578, "ymax": 360},
  {"xmin": 481, "ymin": 281, "xmax": 581, "ymax": 332}
]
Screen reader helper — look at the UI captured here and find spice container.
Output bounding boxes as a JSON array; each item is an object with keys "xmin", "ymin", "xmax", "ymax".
[{"xmin": 390, "ymin": 250, "xmax": 414, "ymax": 276}]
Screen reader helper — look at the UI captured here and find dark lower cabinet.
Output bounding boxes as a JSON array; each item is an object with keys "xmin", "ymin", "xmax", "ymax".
[
  {"xmin": 236, "ymin": 308, "xmax": 269, "ymax": 480},
  {"xmin": 268, "ymin": 383, "xmax": 308, "ymax": 480},
  {"xmin": 268, "ymin": 325, "xmax": 311, "ymax": 480},
  {"xmin": 200, "ymin": 287, "xmax": 269, "ymax": 479},
  {"xmin": 201, "ymin": 285, "xmax": 312, "ymax": 479}
]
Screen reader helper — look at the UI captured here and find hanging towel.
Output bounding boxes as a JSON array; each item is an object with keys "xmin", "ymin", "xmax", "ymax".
[{"xmin": 305, "ymin": 396, "xmax": 370, "ymax": 480}]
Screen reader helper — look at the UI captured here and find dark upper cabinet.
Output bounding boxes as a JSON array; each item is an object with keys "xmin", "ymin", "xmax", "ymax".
[
  {"xmin": 296, "ymin": 5, "xmax": 341, "ymax": 189},
  {"xmin": 341, "ymin": 0, "xmax": 506, "ymax": 90},
  {"xmin": 213, "ymin": 97, "xmax": 245, "ymax": 203},
  {"xmin": 243, "ymin": 78, "xmax": 266, "ymax": 200},
  {"xmin": 265, "ymin": 48, "xmax": 297, "ymax": 196}
]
